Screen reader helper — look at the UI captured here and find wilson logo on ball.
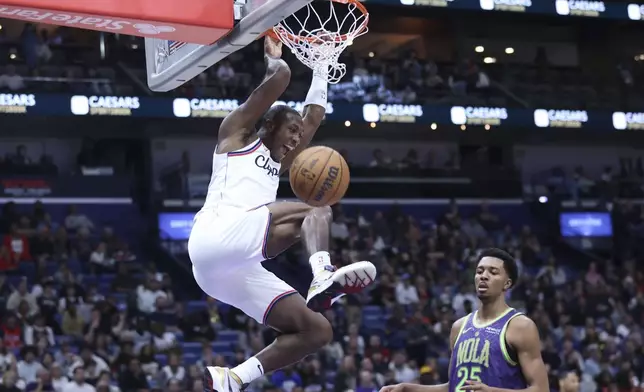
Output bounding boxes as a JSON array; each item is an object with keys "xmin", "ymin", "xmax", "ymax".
[{"xmin": 313, "ymin": 166, "xmax": 340, "ymax": 202}]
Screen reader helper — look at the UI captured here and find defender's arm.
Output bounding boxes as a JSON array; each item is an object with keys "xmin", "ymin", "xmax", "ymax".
[
  {"xmin": 506, "ymin": 316, "xmax": 549, "ymax": 392},
  {"xmin": 279, "ymin": 70, "xmax": 328, "ymax": 174},
  {"xmin": 218, "ymin": 37, "xmax": 291, "ymax": 148}
]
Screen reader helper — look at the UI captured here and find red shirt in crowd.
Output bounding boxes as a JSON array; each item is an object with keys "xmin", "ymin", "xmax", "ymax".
[
  {"xmin": 0, "ymin": 245, "xmax": 18, "ymax": 271},
  {"xmin": 2, "ymin": 234, "xmax": 32, "ymax": 263},
  {"xmin": 1, "ymin": 324, "xmax": 22, "ymax": 349}
]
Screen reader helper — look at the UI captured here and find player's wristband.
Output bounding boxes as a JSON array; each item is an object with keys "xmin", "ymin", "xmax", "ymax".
[{"xmin": 304, "ymin": 69, "xmax": 328, "ymax": 109}]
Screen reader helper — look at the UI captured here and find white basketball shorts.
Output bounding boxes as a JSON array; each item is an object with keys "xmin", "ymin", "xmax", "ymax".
[{"xmin": 188, "ymin": 205, "xmax": 298, "ymax": 324}]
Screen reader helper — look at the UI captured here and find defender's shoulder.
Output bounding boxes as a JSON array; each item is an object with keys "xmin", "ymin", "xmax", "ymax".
[
  {"xmin": 506, "ymin": 314, "xmax": 540, "ymax": 348},
  {"xmin": 451, "ymin": 315, "xmax": 469, "ymax": 332},
  {"xmin": 508, "ymin": 314, "xmax": 537, "ymax": 332},
  {"xmin": 449, "ymin": 315, "xmax": 470, "ymax": 348}
]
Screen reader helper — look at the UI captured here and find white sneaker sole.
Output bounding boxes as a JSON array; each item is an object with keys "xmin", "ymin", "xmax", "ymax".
[{"xmin": 307, "ymin": 261, "xmax": 377, "ymax": 311}]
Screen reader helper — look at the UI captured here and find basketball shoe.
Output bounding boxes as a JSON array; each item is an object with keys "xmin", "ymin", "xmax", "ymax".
[
  {"xmin": 204, "ymin": 367, "xmax": 243, "ymax": 392},
  {"xmin": 306, "ymin": 261, "xmax": 377, "ymax": 312}
]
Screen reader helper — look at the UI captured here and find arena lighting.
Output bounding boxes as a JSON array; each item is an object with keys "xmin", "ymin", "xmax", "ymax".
[
  {"xmin": 483, "ymin": 57, "xmax": 497, "ymax": 64},
  {"xmin": 0, "ymin": 25, "xmax": 3, "ymax": 30},
  {"xmin": 505, "ymin": 47, "xmax": 515, "ymax": 54},
  {"xmin": 538, "ymin": 196, "xmax": 548, "ymax": 204},
  {"xmin": 635, "ymin": 54, "xmax": 644, "ymax": 61},
  {"xmin": 475, "ymin": 46, "xmax": 485, "ymax": 53},
  {"xmin": 430, "ymin": 123, "xmax": 437, "ymax": 130},
  {"xmin": 368, "ymin": 52, "xmax": 375, "ymax": 58},
  {"xmin": 369, "ymin": 122, "xmax": 376, "ymax": 128},
  {"xmin": 484, "ymin": 124, "xmax": 491, "ymax": 130},
  {"xmin": 9, "ymin": 54, "xmax": 16, "ymax": 60},
  {"xmin": 344, "ymin": 120, "xmax": 351, "ymax": 127},
  {"xmin": 460, "ymin": 125, "xmax": 467, "ymax": 131}
]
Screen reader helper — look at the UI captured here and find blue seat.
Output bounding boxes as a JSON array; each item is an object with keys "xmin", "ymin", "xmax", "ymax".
[
  {"xmin": 212, "ymin": 342, "xmax": 232, "ymax": 353},
  {"xmin": 217, "ymin": 330, "xmax": 240, "ymax": 343}
]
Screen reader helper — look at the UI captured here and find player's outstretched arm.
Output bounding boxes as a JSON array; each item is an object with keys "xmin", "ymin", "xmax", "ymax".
[
  {"xmin": 379, "ymin": 316, "xmax": 467, "ymax": 392},
  {"xmin": 279, "ymin": 69, "xmax": 328, "ymax": 174},
  {"xmin": 219, "ymin": 36, "xmax": 291, "ymax": 144}
]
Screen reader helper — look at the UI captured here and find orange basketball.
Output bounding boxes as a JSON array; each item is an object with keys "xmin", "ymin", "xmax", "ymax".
[{"xmin": 289, "ymin": 146, "xmax": 350, "ymax": 207}]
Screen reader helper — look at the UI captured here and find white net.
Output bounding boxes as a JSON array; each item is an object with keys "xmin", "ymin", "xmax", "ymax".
[{"xmin": 272, "ymin": 0, "xmax": 369, "ymax": 84}]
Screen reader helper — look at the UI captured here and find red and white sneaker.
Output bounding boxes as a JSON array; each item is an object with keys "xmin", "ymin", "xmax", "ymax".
[{"xmin": 306, "ymin": 261, "xmax": 377, "ymax": 312}]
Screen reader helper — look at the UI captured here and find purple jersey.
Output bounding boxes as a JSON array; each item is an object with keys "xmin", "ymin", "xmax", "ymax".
[{"xmin": 448, "ymin": 308, "xmax": 527, "ymax": 392}]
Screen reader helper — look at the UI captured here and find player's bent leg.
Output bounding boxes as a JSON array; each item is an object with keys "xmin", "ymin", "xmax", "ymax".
[
  {"xmin": 264, "ymin": 201, "xmax": 377, "ymax": 312},
  {"xmin": 256, "ymin": 293, "xmax": 333, "ymax": 372},
  {"xmin": 263, "ymin": 201, "xmax": 327, "ymax": 258},
  {"xmin": 201, "ymin": 265, "xmax": 332, "ymax": 392}
]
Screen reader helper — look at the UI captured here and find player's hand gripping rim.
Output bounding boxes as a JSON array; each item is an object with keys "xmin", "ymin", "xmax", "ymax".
[{"xmin": 264, "ymin": 35, "xmax": 283, "ymax": 59}]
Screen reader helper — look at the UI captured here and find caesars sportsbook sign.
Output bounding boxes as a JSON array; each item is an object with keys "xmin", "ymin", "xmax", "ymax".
[
  {"xmin": 362, "ymin": 104, "xmax": 424, "ymax": 123},
  {"xmin": 172, "ymin": 99, "xmax": 334, "ymax": 118},
  {"xmin": 450, "ymin": 106, "xmax": 508, "ymax": 126}
]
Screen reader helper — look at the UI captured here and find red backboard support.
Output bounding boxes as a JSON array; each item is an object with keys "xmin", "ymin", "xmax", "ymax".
[{"xmin": 0, "ymin": 0, "xmax": 233, "ymax": 44}]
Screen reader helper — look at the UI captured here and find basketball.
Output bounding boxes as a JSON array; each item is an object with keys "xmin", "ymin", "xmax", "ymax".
[{"xmin": 289, "ymin": 146, "xmax": 350, "ymax": 207}]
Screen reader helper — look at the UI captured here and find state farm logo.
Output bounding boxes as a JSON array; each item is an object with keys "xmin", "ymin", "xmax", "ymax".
[
  {"xmin": 0, "ymin": 7, "xmax": 178, "ymax": 37},
  {"xmin": 133, "ymin": 24, "xmax": 176, "ymax": 35}
]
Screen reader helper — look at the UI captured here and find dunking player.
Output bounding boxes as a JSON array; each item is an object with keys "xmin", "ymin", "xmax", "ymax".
[
  {"xmin": 381, "ymin": 248, "xmax": 549, "ymax": 392},
  {"xmin": 188, "ymin": 36, "xmax": 377, "ymax": 392}
]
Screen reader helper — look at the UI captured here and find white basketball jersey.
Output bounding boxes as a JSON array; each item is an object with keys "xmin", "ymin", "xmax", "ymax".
[{"xmin": 202, "ymin": 138, "xmax": 281, "ymax": 210}]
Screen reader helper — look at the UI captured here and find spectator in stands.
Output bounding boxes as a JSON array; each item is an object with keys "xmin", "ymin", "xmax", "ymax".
[
  {"xmin": 17, "ymin": 347, "xmax": 44, "ymax": 384},
  {"xmin": 389, "ymin": 351, "xmax": 417, "ymax": 383},
  {"xmin": 26, "ymin": 368, "xmax": 55, "ymax": 392},
  {"xmin": 87, "ymin": 69, "xmax": 113, "ymax": 96},
  {"xmin": 0, "ymin": 370, "xmax": 21, "ymax": 392},
  {"xmin": 24, "ymin": 315, "xmax": 55, "ymax": 348},
  {"xmin": 0, "ymin": 65, "xmax": 25, "ymax": 92},
  {"xmin": 50, "ymin": 364, "xmax": 68, "ymax": 392},
  {"xmin": 395, "ymin": 274, "xmax": 419, "ymax": 305},
  {"xmin": 117, "ymin": 358, "xmax": 149, "ymax": 392},
  {"xmin": 64, "ymin": 206, "xmax": 94, "ymax": 233},
  {"xmin": 89, "ymin": 243, "xmax": 114, "ymax": 272},
  {"xmin": 424, "ymin": 61, "xmax": 443, "ymax": 88},
  {"xmin": 216, "ymin": 60, "xmax": 236, "ymax": 94},
  {"xmin": 3, "ymin": 224, "xmax": 32, "ymax": 263},
  {"xmin": 63, "ymin": 367, "xmax": 95, "ymax": 392},
  {"xmin": 31, "ymin": 226, "xmax": 54, "ymax": 261},
  {"xmin": 159, "ymin": 352, "xmax": 186, "ymax": 386},
  {"xmin": 536, "ymin": 256, "xmax": 567, "ymax": 286},
  {"xmin": 0, "ymin": 246, "xmax": 17, "ymax": 272},
  {"xmin": 36, "ymin": 30, "xmax": 53, "ymax": 64},
  {"xmin": 69, "ymin": 347, "xmax": 109, "ymax": 382},
  {"xmin": 61, "ymin": 305, "xmax": 84, "ymax": 339},
  {"xmin": 58, "ymin": 285, "xmax": 84, "ymax": 314},
  {"xmin": 136, "ymin": 274, "xmax": 172, "ymax": 314},
  {"xmin": 6, "ymin": 279, "xmax": 38, "ymax": 316},
  {"xmin": 369, "ymin": 149, "xmax": 394, "ymax": 169},
  {"xmin": 0, "ymin": 339, "xmax": 15, "ymax": 373}
]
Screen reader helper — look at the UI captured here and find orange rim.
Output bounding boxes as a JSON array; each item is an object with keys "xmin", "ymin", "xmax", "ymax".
[{"xmin": 266, "ymin": 0, "xmax": 369, "ymax": 44}]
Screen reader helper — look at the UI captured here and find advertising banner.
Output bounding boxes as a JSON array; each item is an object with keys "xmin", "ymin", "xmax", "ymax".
[
  {"xmin": 361, "ymin": 0, "xmax": 644, "ymax": 21},
  {"xmin": 0, "ymin": 176, "xmax": 131, "ymax": 198},
  {"xmin": 1, "ymin": 92, "xmax": 639, "ymax": 132}
]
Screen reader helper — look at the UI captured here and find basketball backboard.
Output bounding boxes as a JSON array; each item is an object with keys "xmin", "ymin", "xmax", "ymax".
[{"xmin": 145, "ymin": 0, "xmax": 315, "ymax": 92}]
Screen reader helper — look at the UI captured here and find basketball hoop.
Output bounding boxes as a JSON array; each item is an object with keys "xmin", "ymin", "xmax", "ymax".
[{"xmin": 267, "ymin": 0, "xmax": 369, "ymax": 84}]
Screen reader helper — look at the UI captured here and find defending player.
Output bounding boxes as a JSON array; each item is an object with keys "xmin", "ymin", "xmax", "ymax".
[
  {"xmin": 381, "ymin": 248, "xmax": 549, "ymax": 392},
  {"xmin": 188, "ymin": 36, "xmax": 377, "ymax": 392}
]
